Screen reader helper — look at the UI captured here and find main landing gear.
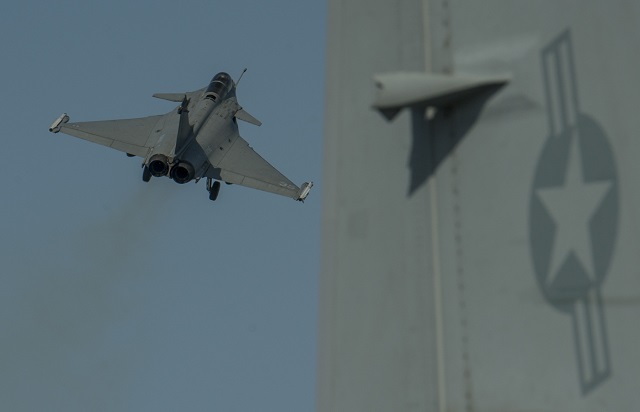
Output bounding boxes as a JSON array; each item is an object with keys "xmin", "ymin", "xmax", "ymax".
[
  {"xmin": 142, "ymin": 168, "xmax": 222, "ymax": 201},
  {"xmin": 142, "ymin": 166, "xmax": 151, "ymax": 182},
  {"xmin": 206, "ymin": 177, "xmax": 221, "ymax": 201}
]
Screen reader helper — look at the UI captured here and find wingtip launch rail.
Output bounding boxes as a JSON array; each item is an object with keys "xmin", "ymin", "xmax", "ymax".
[
  {"xmin": 49, "ymin": 113, "xmax": 69, "ymax": 133},
  {"xmin": 297, "ymin": 182, "xmax": 313, "ymax": 202}
]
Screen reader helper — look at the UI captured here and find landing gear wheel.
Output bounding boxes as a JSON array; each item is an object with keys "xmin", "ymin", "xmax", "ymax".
[
  {"xmin": 142, "ymin": 166, "xmax": 151, "ymax": 182},
  {"xmin": 208, "ymin": 179, "xmax": 221, "ymax": 201}
]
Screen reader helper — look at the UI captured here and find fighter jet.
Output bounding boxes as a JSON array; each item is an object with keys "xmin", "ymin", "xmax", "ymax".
[{"xmin": 49, "ymin": 71, "xmax": 313, "ymax": 202}]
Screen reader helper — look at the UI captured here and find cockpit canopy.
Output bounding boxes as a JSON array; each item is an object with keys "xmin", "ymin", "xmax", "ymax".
[{"xmin": 205, "ymin": 72, "xmax": 234, "ymax": 101}]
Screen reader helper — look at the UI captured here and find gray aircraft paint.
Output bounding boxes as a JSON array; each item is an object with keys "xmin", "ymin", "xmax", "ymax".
[{"xmin": 319, "ymin": 1, "xmax": 640, "ymax": 411}]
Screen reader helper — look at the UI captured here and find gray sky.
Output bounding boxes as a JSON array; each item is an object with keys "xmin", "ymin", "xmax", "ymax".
[{"xmin": 0, "ymin": 1, "xmax": 324, "ymax": 410}]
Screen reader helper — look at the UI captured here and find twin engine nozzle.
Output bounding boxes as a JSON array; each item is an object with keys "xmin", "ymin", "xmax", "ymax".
[
  {"xmin": 147, "ymin": 154, "xmax": 194, "ymax": 184},
  {"xmin": 170, "ymin": 162, "xmax": 195, "ymax": 184},
  {"xmin": 148, "ymin": 154, "xmax": 170, "ymax": 177}
]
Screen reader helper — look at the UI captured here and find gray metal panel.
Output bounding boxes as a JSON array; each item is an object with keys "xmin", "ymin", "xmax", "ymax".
[
  {"xmin": 210, "ymin": 135, "xmax": 301, "ymax": 199},
  {"xmin": 319, "ymin": 0, "xmax": 440, "ymax": 411},
  {"xmin": 59, "ymin": 115, "xmax": 164, "ymax": 157},
  {"xmin": 436, "ymin": 1, "xmax": 640, "ymax": 410},
  {"xmin": 320, "ymin": 0, "xmax": 640, "ymax": 411}
]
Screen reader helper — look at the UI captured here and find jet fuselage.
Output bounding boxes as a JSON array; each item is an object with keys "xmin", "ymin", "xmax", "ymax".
[{"xmin": 150, "ymin": 72, "xmax": 242, "ymax": 184}]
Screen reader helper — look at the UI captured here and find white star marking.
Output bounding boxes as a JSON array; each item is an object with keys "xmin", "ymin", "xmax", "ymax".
[{"xmin": 536, "ymin": 133, "xmax": 612, "ymax": 285}]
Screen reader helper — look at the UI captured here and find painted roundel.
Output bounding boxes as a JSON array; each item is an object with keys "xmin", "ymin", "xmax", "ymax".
[{"xmin": 529, "ymin": 114, "xmax": 618, "ymax": 312}]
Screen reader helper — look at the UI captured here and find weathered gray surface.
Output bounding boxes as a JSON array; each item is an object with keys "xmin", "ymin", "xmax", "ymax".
[
  {"xmin": 320, "ymin": 1, "xmax": 438, "ymax": 411},
  {"xmin": 319, "ymin": 1, "xmax": 640, "ymax": 411}
]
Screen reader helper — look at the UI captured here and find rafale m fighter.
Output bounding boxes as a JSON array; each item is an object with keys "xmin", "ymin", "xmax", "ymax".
[{"xmin": 49, "ymin": 71, "xmax": 313, "ymax": 202}]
